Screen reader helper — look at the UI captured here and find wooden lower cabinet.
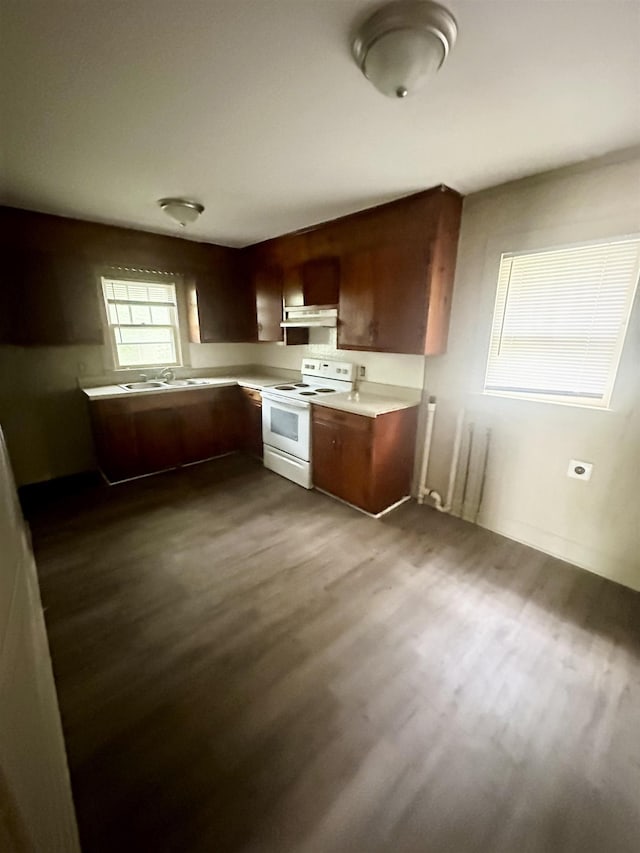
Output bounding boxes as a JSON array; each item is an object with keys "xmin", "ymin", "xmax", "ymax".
[
  {"xmin": 90, "ymin": 386, "xmax": 245, "ymax": 483},
  {"xmin": 240, "ymin": 387, "xmax": 263, "ymax": 458},
  {"xmin": 134, "ymin": 408, "xmax": 183, "ymax": 474},
  {"xmin": 90, "ymin": 407, "xmax": 140, "ymax": 482},
  {"xmin": 312, "ymin": 404, "xmax": 419, "ymax": 515}
]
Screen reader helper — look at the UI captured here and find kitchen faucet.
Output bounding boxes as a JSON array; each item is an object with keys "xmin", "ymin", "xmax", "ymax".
[{"xmin": 138, "ymin": 367, "xmax": 174, "ymax": 382}]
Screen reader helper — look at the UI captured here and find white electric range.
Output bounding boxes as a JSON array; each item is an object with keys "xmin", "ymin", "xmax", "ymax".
[{"xmin": 262, "ymin": 359, "xmax": 356, "ymax": 488}]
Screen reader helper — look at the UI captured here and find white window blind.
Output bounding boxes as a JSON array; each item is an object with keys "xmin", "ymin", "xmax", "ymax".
[
  {"xmin": 101, "ymin": 277, "xmax": 181, "ymax": 368},
  {"xmin": 484, "ymin": 236, "xmax": 640, "ymax": 406}
]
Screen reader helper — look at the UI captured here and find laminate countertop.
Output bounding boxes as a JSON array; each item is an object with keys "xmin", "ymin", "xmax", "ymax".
[
  {"xmin": 82, "ymin": 374, "xmax": 293, "ymax": 401},
  {"xmin": 311, "ymin": 390, "xmax": 421, "ymax": 418},
  {"xmin": 82, "ymin": 375, "xmax": 422, "ymax": 418}
]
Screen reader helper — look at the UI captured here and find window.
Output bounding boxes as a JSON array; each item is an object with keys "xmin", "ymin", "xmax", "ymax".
[
  {"xmin": 484, "ymin": 236, "xmax": 640, "ymax": 407},
  {"xmin": 101, "ymin": 275, "xmax": 182, "ymax": 368}
]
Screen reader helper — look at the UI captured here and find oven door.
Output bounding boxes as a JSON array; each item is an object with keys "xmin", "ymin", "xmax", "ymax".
[{"xmin": 262, "ymin": 394, "xmax": 311, "ymax": 461}]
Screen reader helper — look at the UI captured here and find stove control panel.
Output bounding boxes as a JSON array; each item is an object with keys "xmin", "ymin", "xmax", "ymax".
[{"xmin": 302, "ymin": 358, "xmax": 356, "ymax": 381}]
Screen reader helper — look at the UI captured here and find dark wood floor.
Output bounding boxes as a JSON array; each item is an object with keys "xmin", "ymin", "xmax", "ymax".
[{"xmin": 29, "ymin": 455, "xmax": 640, "ymax": 853}]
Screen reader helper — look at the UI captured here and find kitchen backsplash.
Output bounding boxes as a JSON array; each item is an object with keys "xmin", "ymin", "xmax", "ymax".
[{"xmin": 249, "ymin": 328, "xmax": 426, "ymax": 389}]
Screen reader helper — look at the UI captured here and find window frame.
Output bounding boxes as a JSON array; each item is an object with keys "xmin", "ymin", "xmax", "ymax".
[
  {"xmin": 99, "ymin": 268, "xmax": 185, "ymax": 371},
  {"xmin": 482, "ymin": 234, "xmax": 640, "ymax": 410}
]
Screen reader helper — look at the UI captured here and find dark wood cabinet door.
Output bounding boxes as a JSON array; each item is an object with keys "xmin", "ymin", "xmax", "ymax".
[
  {"xmin": 311, "ymin": 417, "xmax": 341, "ymax": 495},
  {"xmin": 57, "ymin": 254, "xmax": 103, "ymax": 345},
  {"xmin": 313, "ymin": 408, "xmax": 372, "ymax": 509},
  {"xmin": 371, "ymin": 245, "xmax": 428, "ymax": 354},
  {"xmin": 315, "ymin": 407, "xmax": 420, "ymax": 515},
  {"xmin": 12, "ymin": 250, "xmax": 67, "ymax": 345},
  {"xmin": 254, "ymin": 265, "xmax": 284, "ymax": 342},
  {"xmin": 337, "ymin": 250, "xmax": 376, "ymax": 349},
  {"xmin": 211, "ymin": 388, "xmax": 243, "ymax": 456},
  {"xmin": 5, "ymin": 249, "xmax": 103, "ymax": 346},
  {"xmin": 301, "ymin": 256, "xmax": 340, "ymax": 305},
  {"xmin": 91, "ymin": 405, "xmax": 140, "ymax": 482},
  {"xmin": 176, "ymin": 401, "xmax": 218, "ymax": 464},
  {"xmin": 192, "ymin": 263, "xmax": 255, "ymax": 344},
  {"xmin": 241, "ymin": 388, "xmax": 263, "ymax": 458},
  {"xmin": 133, "ymin": 408, "xmax": 182, "ymax": 474},
  {"xmin": 338, "ymin": 245, "xmax": 428, "ymax": 354},
  {"xmin": 331, "ymin": 417, "xmax": 372, "ymax": 510},
  {"xmin": 1, "ymin": 251, "xmax": 21, "ymax": 344},
  {"xmin": 192, "ymin": 272, "xmax": 228, "ymax": 342}
]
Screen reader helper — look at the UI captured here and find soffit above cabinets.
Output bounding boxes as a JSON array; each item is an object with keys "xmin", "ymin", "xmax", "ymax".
[{"xmin": 1, "ymin": 1, "xmax": 639, "ymax": 247}]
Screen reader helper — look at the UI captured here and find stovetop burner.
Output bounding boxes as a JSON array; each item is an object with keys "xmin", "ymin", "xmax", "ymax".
[{"xmin": 265, "ymin": 361, "xmax": 355, "ymax": 403}]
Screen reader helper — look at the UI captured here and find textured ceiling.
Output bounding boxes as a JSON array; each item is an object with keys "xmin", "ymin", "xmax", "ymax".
[{"xmin": 1, "ymin": 0, "xmax": 639, "ymax": 246}]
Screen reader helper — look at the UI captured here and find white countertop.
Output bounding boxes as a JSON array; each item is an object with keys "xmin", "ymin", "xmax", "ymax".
[
  {"xmin": 312, "ymin": 390, "xmax": 421, "ymax": 418},
  {"xmin": 82, "ymin": 374, "xmax": 291, "ymax": 401},
  {"xmin": 82, "ymin": 373, "xmax": 422, "ymax": 417}
]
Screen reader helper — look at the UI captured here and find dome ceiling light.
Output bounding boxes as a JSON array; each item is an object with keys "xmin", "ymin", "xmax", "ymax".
[
  {"xmin": 352, "ymin": 0, "xmax": 457, "ymax": 99},
  {"xmin": 157, "ymin": 198, "xmax": 205, "ymax": 227}
]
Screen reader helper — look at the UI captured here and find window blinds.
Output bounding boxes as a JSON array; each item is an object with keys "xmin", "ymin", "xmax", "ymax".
[
  {"xmin": 102, "ymin": 278, "xmax": 180, "ymax": 367},
  {"xmin": 484, "ymin": 237, "xmax": 640, "ymax": 404}
]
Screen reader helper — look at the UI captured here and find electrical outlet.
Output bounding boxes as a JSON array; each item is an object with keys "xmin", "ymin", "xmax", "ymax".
[
  {"xmin": 567, "ymin": 459, "xmax": 593, "ymax": 481},
  {"xmin": 359, "ymin": 365, "xmax": 366, "ymax": 379}
]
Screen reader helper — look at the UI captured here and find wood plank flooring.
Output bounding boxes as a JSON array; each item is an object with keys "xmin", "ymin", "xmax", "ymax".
[{"xmin": 29, "ymin": 455, "xmax": 640, "ymax": 853}]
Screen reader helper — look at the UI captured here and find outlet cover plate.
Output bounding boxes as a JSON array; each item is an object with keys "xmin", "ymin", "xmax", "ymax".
[{"xmin": 568, "ymin": 459, "xmax": 593, "ymax": 481}]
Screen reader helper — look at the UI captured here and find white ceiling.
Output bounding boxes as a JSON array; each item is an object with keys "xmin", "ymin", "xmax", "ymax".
[{"xmin": 1, "ymin": 1, "xmax": 639, "ymax": 247}]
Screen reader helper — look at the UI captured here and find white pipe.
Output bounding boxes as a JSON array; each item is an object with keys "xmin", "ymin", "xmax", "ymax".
[
  {"xmin": 416, "ymin": 399, "xmax": 437, "ymax": 505},
  {"xmin": 420, "ymin": 408, "xmax": 465, "ymax": 513}
]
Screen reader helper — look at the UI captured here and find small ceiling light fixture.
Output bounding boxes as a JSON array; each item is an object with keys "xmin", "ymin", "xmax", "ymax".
[
  {"xmin": 157, "ymin": 197, "xmax": 205, "ymax": 227},
  {"xmin": 352, "ymin": 0, "xmax": 457, "ymax": 99}
]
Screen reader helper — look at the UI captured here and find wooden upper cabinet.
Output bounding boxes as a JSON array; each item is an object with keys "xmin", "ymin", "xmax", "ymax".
[
  {"xmin": 254, "ymin": 264, "xmax": 284, "ymax": 342},
  {"xmin": 57, "ymin": 253, "xmax": 104, "ymax": 345},
  {"xmin": 336, "ymin": 250, "xmax": 376, "ymax": 348},
  {"xmin": 247, "ymin": 251, "xmax": 309, "ymax": 346},
  {"xmin": 6, "ymin": 249, "xmax": 103, "ymax": 346},
  {"xmin": 300, "ymin": 256, "xmax": 340, "ymax": 306},
  {"xmin": 189, "ymin": 254, "xmax": 256, "ymax": 344},
  {"xmin": 338, "ymin": 188, "xmax": 461, "ymax": 355},
  {"xmin": 249, "ymin": 185, "xmax": 462, "ymax": 356},
  {"xmin": 338, "ymin": 243, "xmax": 428, "ymax": 354}
]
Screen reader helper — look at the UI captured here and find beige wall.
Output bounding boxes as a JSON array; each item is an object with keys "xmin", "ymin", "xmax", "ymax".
[
  {"xmin": 424, "ymin": 155, "xmax": 640, "ymax": 591},
  {"xmin": 0, "ymin": 429, "xmax": 81, "ymax": 851}
]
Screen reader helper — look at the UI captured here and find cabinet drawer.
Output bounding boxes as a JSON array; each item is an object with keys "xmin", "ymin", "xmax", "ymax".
[
  {"xmin": 312, "ymin": 405, "xmax": 372, "ymax": 433},
  {"xmin": 241, "ymin": 387, "xmax": 262, "ymax": 405}
]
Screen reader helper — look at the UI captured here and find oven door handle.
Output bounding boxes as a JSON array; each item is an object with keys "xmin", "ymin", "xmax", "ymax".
[{"xmin": 262, "ymin": 393, "xmax": 311, "ymax": 410}]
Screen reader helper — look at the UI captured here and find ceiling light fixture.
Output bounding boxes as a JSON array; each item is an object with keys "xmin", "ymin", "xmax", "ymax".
[
  {"xmin": 157, "ymin": 197, "xmax": 205, "ymax": 227},
  {"xmin": 352, "ymin": 0, "xmax": 457, "ymax": 99}
]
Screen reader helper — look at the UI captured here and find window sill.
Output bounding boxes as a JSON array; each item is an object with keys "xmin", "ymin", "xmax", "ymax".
[{"xmin": 480, "ymin": 390, "xmax": 612, "ymax": 411}]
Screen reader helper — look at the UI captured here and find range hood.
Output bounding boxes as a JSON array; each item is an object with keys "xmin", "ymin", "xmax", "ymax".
[{"xmin": 281, "ymin": 304, "xmax": 338, "ymax": 328}]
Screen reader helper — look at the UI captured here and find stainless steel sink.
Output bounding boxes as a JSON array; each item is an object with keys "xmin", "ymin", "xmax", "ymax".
[
  {"xmin": 119, "ymin": 378, "xmax": 213, "ymax": 391},
  {"xmin": 120, "ymin": 381, "xmax": 167, "ymax": 391}
]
